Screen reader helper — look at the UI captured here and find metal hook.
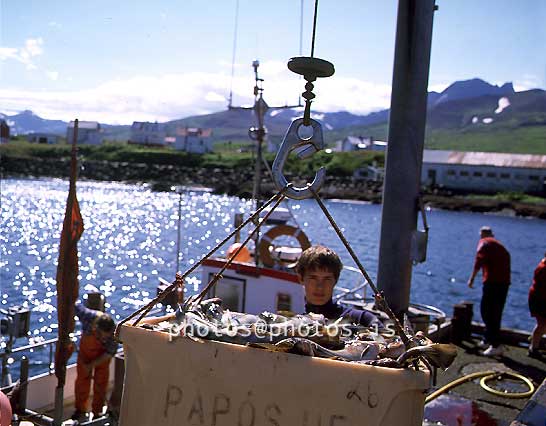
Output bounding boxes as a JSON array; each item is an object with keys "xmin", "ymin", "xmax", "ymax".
[{"xmin": 272, "ymin": 118, "xmax": 326, "ymax": 200}]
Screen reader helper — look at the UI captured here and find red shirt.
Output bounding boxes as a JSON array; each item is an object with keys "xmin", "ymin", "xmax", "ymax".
[
  {"xmin": 529, "ymin": 259, "xmax": 546, "ymax": 303},
  {"xmin": 473, "ymin": 237, "xmax": 511, "ymax": 284}
]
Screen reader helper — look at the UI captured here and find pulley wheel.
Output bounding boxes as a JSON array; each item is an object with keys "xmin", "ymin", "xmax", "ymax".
[{"xmin": 287, "ymin": 57, "xmax": 335, "ymax": 79}]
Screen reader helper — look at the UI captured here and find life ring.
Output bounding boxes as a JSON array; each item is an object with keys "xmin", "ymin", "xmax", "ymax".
[{"xmin": 259, "ymin": 225, "xmax": 311, "ymax": 268}]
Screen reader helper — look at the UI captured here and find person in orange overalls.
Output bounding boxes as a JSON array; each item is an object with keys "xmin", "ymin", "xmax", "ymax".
[{"xmin": 72, "ymin": 303, "xmax": 118, "ymax": 420}]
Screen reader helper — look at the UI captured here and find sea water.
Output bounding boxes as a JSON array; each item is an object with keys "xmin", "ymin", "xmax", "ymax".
[{"xmin": 1, "ymin": 177, "xmax": 545, "ymax": 375}]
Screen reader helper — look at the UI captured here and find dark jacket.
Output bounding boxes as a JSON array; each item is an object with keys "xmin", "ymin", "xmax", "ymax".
[{"xmin": 305, "ymin": 299, "xmax": 381, "ymax": 328}]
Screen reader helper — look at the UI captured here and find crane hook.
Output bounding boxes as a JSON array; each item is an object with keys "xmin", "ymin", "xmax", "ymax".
[{"xmin": 272, "ymin": 118, "xmax": 326, "ymax": 200}]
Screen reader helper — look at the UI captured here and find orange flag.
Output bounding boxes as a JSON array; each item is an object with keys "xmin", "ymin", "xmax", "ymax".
[{"xmin": 55, "ymin": 119, "xmax": 84, "ymax": 386}]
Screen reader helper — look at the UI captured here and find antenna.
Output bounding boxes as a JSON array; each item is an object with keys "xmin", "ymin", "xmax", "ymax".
[{"xmin": 228, "ymin": 0, "xmax": 240, "ymax": 108}]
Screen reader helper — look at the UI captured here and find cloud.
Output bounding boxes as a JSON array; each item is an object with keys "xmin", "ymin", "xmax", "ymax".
[
  {"xmin": 46, "ymin": 71, "xmax": 59, "ymax": 81},
  {"xmin": 514, "ymin": 74, "xmax": 543, "ymax": 92},
  {"xmin": 0, "ymin": 38, "xmax": 44, "ymax": 70},
  {"xmin": 0, "ymin": 68, "xmax": 393, "ymax": 125}
]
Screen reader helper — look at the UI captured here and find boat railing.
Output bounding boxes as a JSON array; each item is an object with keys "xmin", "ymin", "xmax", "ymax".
[{"xmin": 1, "ymin": 331, "xmax": 83, "ymax": 386}]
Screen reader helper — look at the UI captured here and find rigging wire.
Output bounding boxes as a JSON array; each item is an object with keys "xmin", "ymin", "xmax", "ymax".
[
  {"xmin": 299, "ymin": 0, "xmax": 304, "ymax": 56},
  {"xmin": 310, "ymin": 0, "xmax": 319, "ymax": 57},
  {"xmin": 228, "ymin": 0, "xmax": 240, "ymax": 108},
  {"xmin": 298, "ymin": 0, "xmax": 305, "ymax": 106}
]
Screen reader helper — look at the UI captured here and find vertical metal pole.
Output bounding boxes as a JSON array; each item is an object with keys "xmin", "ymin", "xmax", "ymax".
[
  {"xmin": 377, "ymin": 0, "xmax": 436, "ymax": 315},
  {"xmin": 53, "ymin": 386, "xmax": 64, "ymax": 425},
  {"xmin": 18, "ymin": 356, "xmax": 29, "ymax": 413},
  {"xmin": 1, "ymin": 328, "xmax": 14, "ymax": 387},
  {"xmin": 175, "ymin": 187, "xmax": 183, "ymax": 274},
  {"xmin": 253, "ymin": 130, "xmax": 263, "ymax": 267}
]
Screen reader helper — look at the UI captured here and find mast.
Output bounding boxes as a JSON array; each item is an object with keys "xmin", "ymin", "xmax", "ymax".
[
  {"xmin": 250, "ymin": 60, "xmax": 268, "ymax": 213},
  {"xmin": 376, "ymin": 0, "xmax": 436, "ymax": 316},
  {"xmin": 232, "ymin": 61, "xmax": 300, "ymax": 267}
]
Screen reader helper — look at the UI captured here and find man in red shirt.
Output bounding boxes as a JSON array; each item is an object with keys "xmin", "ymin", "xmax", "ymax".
[
  {"xmin": 468, "ymin": 226, "xmax": 511, "ymax": 357},
  {"xmin": 528, "ymin": 252, "xmax": 546, "ymax": 357}
]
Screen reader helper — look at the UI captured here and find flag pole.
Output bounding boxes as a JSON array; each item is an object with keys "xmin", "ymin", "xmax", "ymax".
[{"xmin": 54, "ymin": 119, "xmax": 84, "ymax": 425}]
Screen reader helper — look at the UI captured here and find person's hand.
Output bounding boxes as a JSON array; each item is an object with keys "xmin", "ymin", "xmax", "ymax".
[{"xmin": 467, "ymin": 278, "xmax": 474, "ymax": 289}]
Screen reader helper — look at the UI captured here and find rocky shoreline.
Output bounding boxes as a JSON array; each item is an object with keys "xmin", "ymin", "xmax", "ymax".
[{"xmin": 3, "ymin": 155, "xmax": 546, "ymax": 219}]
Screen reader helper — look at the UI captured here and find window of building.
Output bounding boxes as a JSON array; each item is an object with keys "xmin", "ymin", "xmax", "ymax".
[
  {"xmin": 515, "ymin": 174, "xmax": 524, "ymax": 180},
  {"xmin": 486, "ymin": 172, "xmax": 496, "ymax": 178},
  {"xmin": 500, "ymin": 173, "xmax": 510, "ymax": 179},
  {"xmin": 473, "ymin": 171, "xmax": 483, "ymax": 177},
  {"xmin": 529, "ymin": 175, "xmax": 539, "ymax": 181},
  {"xmin": 460, "ymin": 171, "xmax": 469, "ymax": 177},
  {"xmin": 447, "ymin": 170, "xmax": 456, "ymax": 176}
]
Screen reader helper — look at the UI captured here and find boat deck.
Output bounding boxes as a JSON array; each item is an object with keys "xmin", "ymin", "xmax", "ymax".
[{"xmin": 424, "ymin": 335, "xmax": 546, "ymax": 425}]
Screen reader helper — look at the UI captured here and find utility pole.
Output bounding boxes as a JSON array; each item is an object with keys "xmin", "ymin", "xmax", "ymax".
[{"xmin": 376, "ymin": 0, "xmax": 437, "ymax": 316}]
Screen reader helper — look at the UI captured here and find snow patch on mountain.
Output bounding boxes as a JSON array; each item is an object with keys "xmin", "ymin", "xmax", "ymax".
[{"xmin": 494, "ymin": 97, "xmax": 510, "ymax": 114}]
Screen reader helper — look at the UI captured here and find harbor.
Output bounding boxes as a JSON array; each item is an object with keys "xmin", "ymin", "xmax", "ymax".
[{"xmin": 1, "ymin": 0, "xmax": 545, "ymax": 424}]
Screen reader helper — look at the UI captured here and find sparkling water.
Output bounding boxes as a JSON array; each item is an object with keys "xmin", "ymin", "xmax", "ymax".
[{"xmin": 1, "ymin": 177, "xmax": 545, "ymax": 375}]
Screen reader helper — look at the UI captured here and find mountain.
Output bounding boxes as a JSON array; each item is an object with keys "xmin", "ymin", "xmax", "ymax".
[
  {"xmin": 428, "ymin": 78, "xmax": 515, "ymax": 107},
  {"xmin": 2, "ymin": 79, "xmax": 544, "ymax": 148},
  {"xmin": 2, "ymin": 110, "xmax": 68, "ymax": 135}
]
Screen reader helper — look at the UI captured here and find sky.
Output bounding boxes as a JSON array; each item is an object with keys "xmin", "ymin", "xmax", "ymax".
[{"xmin": 0, "ymin": 0, "xmax": 545, "ymax": 125}]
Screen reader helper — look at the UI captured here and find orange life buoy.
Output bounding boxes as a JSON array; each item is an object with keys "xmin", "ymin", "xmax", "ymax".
[{"xmin": 258, "ymin": 225, "xmax": 311, "ymax": 268}]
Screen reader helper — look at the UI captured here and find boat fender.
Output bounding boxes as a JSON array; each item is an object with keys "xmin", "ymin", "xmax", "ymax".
[
  {"xmin": 0, "ymin": 391, "xmax": 11, "ymax": 426},
  {"xmin": 226, "ymin": 243, "xmax": 251, "ymax": 263},
  {"xmin": 259, "ymin": 225, "xmax": 311, "ymax": 268}
]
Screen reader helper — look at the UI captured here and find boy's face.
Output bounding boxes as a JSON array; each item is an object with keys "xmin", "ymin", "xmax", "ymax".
[{"xmin": 299, "ymin": 267, "xmax": 337, "ymax": 305}]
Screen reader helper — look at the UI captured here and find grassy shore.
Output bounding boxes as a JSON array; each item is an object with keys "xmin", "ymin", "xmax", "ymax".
[{"xmin": 2, "ymin": 138, "xmax": 546, "ymax": 218}]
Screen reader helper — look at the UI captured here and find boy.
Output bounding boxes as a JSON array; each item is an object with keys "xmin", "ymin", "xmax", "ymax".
[
  {"xmin": 72, "ymin": 303, "xmax": 118, "ymax": 420},
  {"xmin": 296, "ymin": 245, "xmax": 381, "ymax": 328}
]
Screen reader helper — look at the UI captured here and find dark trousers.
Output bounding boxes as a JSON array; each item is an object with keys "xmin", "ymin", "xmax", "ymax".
[{"xmin": 481, "ymin": 282, "xmax": 509, "ymax": 347}]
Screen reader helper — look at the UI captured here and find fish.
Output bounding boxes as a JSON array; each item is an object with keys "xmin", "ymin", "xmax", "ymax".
[
  {"xmin": 274, "ymin": 337, "xmax": 381, "ymax": 362},
  {"xmin": 396, "ymin": 343, "xmax": 457, "ymax": 369}
]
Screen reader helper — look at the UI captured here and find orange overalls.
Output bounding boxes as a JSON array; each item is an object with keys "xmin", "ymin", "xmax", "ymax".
[{"xmin": 75, "ymin": 332, "xmax": 111, "ymax": 414}]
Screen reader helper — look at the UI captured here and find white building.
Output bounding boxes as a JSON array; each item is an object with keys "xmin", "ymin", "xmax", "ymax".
[
  {"xmin": 174, "ymin": 127, "xmax": 213, "ymax": 153},
  {"xmin": 353, "ymin": 162, "xmax": 384, "ymax": 181},
  {"xmin": 336, "ymin": 136, "xmax": 387, "ymax": 152},
  {"xmin": 66, "ymin": 121, "xmax": 103, "ymax": 145},
  {"xmin": 422, "ymin": 150, "xmax": 546, "ymax": 194},
  {"xmin": 130, "ymin": 122, "xmax": 166, "ymax": 146},
  {"xmin": 336, "ymin": 136, "xmax": 371, "ymax": 152},
  {"xmin": 26, "ymin": 133, "xmax": 60, "ymax": 144}
]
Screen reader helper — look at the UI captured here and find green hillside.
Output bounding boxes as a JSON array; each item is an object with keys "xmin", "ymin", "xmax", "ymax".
[{"xmin": 325, "ymin": 89, "xmax": 546, "ymax": 154}]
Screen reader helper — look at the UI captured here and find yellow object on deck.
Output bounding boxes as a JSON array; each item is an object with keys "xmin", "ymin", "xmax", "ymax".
[{"xmin": 118, "ymin": 325, "xmax": 430, "ymax": 426}]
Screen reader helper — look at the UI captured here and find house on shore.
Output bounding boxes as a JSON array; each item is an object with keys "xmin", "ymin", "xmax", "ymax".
[
  {"xmin": 129, "ymin": 122, "xmax": 166, "ymax": 146},
  {"xmin": 66, "ymin": 121, "xmax": 103, "ymax": 145},
  {"xmin": 174, "ymin": 127, "xmax": 213, "ymax": 153},
  {"xmin": 0, "ymin": 119, "xmax": 10, "ymax": 143},
  {"xmin": 421, "ymin": 149, "xmax": 546, "ymax": 194},
  {"xmin": 336, "ymin": 136, "xmax": 387, "ymax": 152},
  {"xmin": 26, "ymin": 133, "xmax": 60, "ymax": 144}
]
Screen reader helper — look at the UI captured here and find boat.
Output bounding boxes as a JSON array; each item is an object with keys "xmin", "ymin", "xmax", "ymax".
[{"xmin": 5, "ymin": 2, "xmax": 546, "ymax": 426}]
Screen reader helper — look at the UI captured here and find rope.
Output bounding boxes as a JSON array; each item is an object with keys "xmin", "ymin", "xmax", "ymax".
[
  {"xmin": 308, "ymin": 187, "xmax": 412, "ymax": 347},
  {"xmin": 310, "ymin": 0, "xmax": 319, "ymax": 57},
  {"xmin": 115, "ymin": 188, "xmax": 288, "ymax": 338},
  {"xmin": 425, "ymin": 370, "xmax": 535, "ymax": 403}
]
